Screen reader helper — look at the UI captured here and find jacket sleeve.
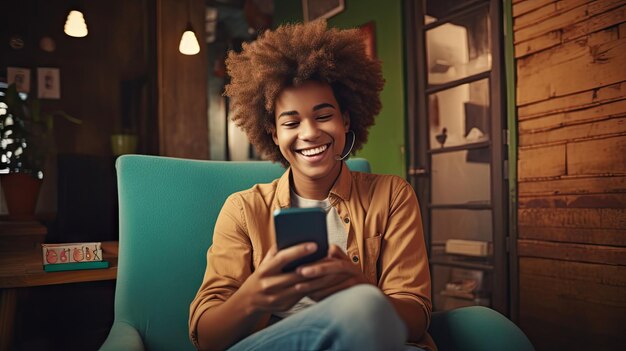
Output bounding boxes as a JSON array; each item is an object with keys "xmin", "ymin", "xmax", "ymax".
[
  {"xmin": 188, "ymin": 194, "xmax": 253, "ymax": 348},
  {"xmin": 378, "ymin": 178, "xmax": 432, "ymax": 329}
]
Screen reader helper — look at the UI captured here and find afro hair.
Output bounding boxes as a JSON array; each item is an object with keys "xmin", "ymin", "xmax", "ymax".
[{"xmin": 224, "ymin": 20, "xmax": 384, "ymax": 165}]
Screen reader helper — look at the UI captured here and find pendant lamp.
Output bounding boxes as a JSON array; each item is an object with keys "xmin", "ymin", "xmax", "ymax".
[
  {"xmin": 179, "ymin": 0, "xmax": 200, "ymax": 55},
  {"xmin": 64, "ymin": 8, "xmax": 88, "ymax": 38}
]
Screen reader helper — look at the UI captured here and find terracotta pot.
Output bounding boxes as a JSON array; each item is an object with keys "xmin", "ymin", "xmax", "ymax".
[{"xmin": 0, "ymin": 173, "xmax": 43, "ymax": 220}]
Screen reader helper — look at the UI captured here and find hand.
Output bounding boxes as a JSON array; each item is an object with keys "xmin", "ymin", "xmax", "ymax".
[
  {"xmin": 294, "ymin": 245, "xmax": 369, "ymax": 301},
  {"xmin": 237, "ymin": 242, "xmax": 318, "ymax": 315}
]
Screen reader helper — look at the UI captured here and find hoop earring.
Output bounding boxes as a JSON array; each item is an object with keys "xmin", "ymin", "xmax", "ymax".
[{"xmin": 335, "ymin": 130, "xmax": 356, "ymax": 161}]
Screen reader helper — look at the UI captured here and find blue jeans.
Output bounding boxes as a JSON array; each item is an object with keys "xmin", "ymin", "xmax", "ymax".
[{"xmin": 228, "ymin": 284, "xmax": 425, "ymax": 351}]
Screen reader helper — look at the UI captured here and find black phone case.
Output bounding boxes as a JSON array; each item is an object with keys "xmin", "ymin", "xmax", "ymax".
[{"xmin": 273, "ymin": 207, "xmax": 329, "ymax": 272}]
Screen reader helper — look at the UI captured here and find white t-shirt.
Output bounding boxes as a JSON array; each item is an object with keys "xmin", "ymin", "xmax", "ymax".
[{"xmin": 272, "ymin": 189, "xmax": 348, "ymax": 318}]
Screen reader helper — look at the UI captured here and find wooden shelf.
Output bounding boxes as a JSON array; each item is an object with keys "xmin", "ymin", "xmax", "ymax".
[
  {"xmin": 0, "ymin": 241, "xmax": 118, "ymax": 289},
  {"xmin": 428, "ymin": 140, "xmax": 490, "ymax": 154},
  {"xmin": 430, "ymin": 251, "xmax": 493, "ymax": 271}
]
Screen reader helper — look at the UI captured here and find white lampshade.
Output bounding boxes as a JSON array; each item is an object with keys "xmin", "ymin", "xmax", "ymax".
[
  {"xmin": 179, "ymin": 23, "xmax": 200, "ymax": 55},
  {"xmin": 64, "ymin": 10, "xmax": 88, "ymax": 38}
]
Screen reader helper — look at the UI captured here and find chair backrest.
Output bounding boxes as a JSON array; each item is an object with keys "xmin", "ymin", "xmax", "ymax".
[{"xmin": 113, "ymin": 155, "xmax": 371, "ymax": 351}]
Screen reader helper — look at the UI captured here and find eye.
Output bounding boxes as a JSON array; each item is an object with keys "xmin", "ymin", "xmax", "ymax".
[
  {"xmin": 316, "ymin": 114, "xmax": 333, "ymax": 121},
  {"xmin": 282, "ymin": 120, "xmax": 299, "ymax": 128}
]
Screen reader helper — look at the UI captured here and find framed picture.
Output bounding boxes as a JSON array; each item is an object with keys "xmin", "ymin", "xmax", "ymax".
[
  {"xmin": 7, "ymin": 67, "xmax": 31, "ymax": 93},
  {"xmin": 359, "ymin": 21, "xmax": 377, "ymax": 59},
  {"xmin": 37, "ymin": 67, "xmax": 61, "ymax": 99},
  {"xmin": 302, "ymin": 0, "xmax": 345, "ymax": 22}
]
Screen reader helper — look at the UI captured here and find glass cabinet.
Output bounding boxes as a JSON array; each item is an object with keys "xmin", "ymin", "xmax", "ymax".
[{"xmin": 404, "ymin": 0, "xmax": 509, "ymax": 315}]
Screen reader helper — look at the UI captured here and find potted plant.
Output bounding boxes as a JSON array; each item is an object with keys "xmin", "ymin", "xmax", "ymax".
[{"xmin": 0, "ymin": 83, "xmax": 82, "ymax": 220}]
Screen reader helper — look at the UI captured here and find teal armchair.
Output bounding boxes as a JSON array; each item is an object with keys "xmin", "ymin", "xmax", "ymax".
[{"xmin": 100, "ymin": 155, "xmax": 533, "ymax": 351}]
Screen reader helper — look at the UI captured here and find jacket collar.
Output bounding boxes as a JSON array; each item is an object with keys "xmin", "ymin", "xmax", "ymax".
[{"xmin": 275, "ymin": 162, "xmax": 352, "ymax": 208}]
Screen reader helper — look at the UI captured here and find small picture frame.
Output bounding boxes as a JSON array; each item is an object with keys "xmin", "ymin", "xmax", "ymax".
[
  {"xmin": 359, "ymin": 22, "xmax": 377, "ymax": 59},
  {"xmin": 7, "ymin": 67, "xmax": 31, "ymax": 93},
  {"xmin": 37, "ymin": 67, "xmax": 61, "ymax": 99},
  {"xmin": 302, "ymin": 0, "xmax": 345, "ymax": 22}
]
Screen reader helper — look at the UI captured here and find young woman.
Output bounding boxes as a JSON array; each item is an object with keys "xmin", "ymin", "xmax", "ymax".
[{"xmin": 189, "ymin": 21, "xmax": 435, "ymax": 351}]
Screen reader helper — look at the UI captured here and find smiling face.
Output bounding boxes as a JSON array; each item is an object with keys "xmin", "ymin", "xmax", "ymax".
[{"xmin": 273, "ymin": 81, "xmax": 350, "ymax": 195}]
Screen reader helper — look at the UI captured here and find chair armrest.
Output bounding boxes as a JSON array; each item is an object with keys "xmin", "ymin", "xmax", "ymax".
[
  {"xmin": 429, "ymin": 306, "xmax": 534, "ymax": 351},
  {"xmin": 99, "ymin": 321, "xmax": 145, "ymax": 351}
]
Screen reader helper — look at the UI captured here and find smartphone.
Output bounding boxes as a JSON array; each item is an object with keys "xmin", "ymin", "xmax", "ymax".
[{"xmin": 273, "ymin": 207, "xmax": 329, "ymax": 272}]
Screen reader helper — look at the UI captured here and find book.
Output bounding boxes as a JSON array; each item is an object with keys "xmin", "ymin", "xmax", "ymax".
[
  {"xmin": 440, "ymin": 279, "xmax": 479, "ymax": 299},
  {"xmin": 43, "ymin": 260, "xmax": 110, "ymax": 272},
  {"xmin": 42, "ymin": 242, "xmax": 103, "ymax": 265},
  {"xmin": 439, "ymin": 268, "xmax": 489, "ymax": 300},
  {"xmin": 445, "ymin": 239, "xmax": 492, "ymax": 257}
]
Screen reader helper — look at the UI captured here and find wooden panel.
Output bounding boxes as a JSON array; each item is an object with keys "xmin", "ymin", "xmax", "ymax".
[
  {"xmin": 512, "ymin": 0, "xmax": 555, "ymax": 18},
  {"xmin": 518, "ymin": 175, "xmax": 626, "ymax": 196},
  {"xmin": 519, "ymin": 193, "xmax": 626, "ymax": 209},
  {"xmin": 563, "ymin": 4, "xmax": 626, "ymax": 42},
  {"xmin": 518, "ymin": 144, "xmax": 566, "ymax": 179},
  {"xmin": 518, "ymin": 208, "xmax": 626, "ymax": 229},
  {"xmin": 519, "ymin": 257, "xmax": 626, "ymax": 351},
  {"xmin": 514, "ymin": 29, "xmax": 561, "ymax": 58},
  {"xmin": 514, "ymin": 1, "xmax": 558, "ymax": 29},
  {"xmin": 519, "ymin": 117, "xmax": 626, "ymax": 146},
  {"xmin": 157, "ymin": 0, "xmax": 209, "ymax": 159},
  {"xmin": 518, "ymin": 226, "xmax": 626, "ymax": 246},
  {"xmin": 517, "ymin": 28, "xmax": 626, "ymax": 105},
  {"xmin": 514, "ymin": 2, "xmax": 626, "ymax": 349},
  {"xmin": 520, "ymin": 97, "xmax": 626, "ymax": 132},
  {"xmin": 514, "ymin": 0, "xmax": 593, "ymax": 31},
  {"xmin": 514, "ymin": 0, "xmax": 587, "ymax": 42},
  {"xmin": 567, "ymin": 136, "xmax": 626, "ymax": 175},
  {"xmin": 518, "ymin": 239, "xmax": 626, "ymax": 265},
  {"xmin": 515, "ymin": 0, "xmax": 624, "ymax": 43},
  {"xmin": 515, "ymin": 1, "xmax": 626, "ymax": 57},
  {"xmin": 518, "ymin": 82, "xmax": 626, "ymax": 120}
]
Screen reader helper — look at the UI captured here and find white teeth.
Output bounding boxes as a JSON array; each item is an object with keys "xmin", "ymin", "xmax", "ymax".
[{"xmin": 300, "ymin": 144, "xmax": 328, "ymax": 156}]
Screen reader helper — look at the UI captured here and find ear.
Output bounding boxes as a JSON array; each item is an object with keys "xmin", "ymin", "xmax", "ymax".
[
  {"xmin": 271, "ymin": 128, "xmax": 279, "ymax": 145},
  {"xmin": 342, "ymin": 111, "xmax": 350, "ymax": 132}
]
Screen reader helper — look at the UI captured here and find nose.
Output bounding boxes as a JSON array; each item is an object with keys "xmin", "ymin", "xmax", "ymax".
[{"xmin": 299, "ymin": 119, "xmax": 321, "ymax": 141}]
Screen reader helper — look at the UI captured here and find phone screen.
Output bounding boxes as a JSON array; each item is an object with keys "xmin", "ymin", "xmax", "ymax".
[{"xmin": 273, "ymin": 207, "xmax": 329, "ymax": 272}]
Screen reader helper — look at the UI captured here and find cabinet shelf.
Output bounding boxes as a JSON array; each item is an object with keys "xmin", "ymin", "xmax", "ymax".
[
  {"xmin": 429, "ymin": 203, "xmax": 491, "ymax": 210},
  {"xmin": 426, "ymin": 71, "xmax": 491, "ymax": 94},
  {"xmin": 405, "ymin": 0, "xmax": 508, "ymax": 314},
  {"xmin": 428, "ymin": 140, "xmax": 490, "ymax": 154},
  {"xmin": 430, "ymin": 252, "xmax": 493, "ymax": 271}
]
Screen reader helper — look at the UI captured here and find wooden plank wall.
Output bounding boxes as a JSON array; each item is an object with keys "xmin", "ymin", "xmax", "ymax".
[
  {"xmin": 157, "ymin": 0, "xmax": 209, "ymax": 160},
  {"xmin": 513, "ymin": 0, "xmax": 626, "ymax": 350}
]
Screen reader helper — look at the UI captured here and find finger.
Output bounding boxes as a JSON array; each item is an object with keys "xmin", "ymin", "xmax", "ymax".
[
  {"xmin": 260, "ymin": 246, "xmax": 278, "ymax": 264},
  {"xmin": 256, "ymin": 284, "xmax": 306, "ymax": 313},
  {"xmin": 308, "ymin": 281, "xmax": 362, "ymax": 302},
  {"xmin": 327, "ymin": 245, "xmax": 349, "ymax": 260},
  {"xmin": 297, "ymin": 259, "xmax": 351, "ymax": 278},
  {"xmin": 293, "ymin": 272, "xmax": 353, "ymax": 295},
  {"xmin": 264, "ymin": 242, "xmax": 317, "ymax": 274},
  {"xmin": 257, "ymin": 272, "xmax": 309, "ymax": 294},
  {"xmin": 269, "ymin": 287, "xmax": 309, "ymax": 312}
]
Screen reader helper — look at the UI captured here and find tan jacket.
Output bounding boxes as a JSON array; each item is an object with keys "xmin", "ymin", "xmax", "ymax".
[{"xmin": 189, "ymin": 163, "xmax": 435, "ymax": 350}]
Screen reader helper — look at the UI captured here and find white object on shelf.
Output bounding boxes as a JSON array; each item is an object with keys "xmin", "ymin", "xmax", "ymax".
[{"xmin": 445, "ymin": 239, "xmax": 492, "ymax": 257}]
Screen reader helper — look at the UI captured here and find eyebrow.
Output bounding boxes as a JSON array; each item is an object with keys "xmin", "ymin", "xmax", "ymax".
[{"xmin": 277, "ymin": 103, "xmax": 336, "ymax": 118}]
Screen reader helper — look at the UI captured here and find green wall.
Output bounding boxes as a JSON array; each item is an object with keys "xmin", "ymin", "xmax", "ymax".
[{"xmin": 274, "ymin": 0, "xmax": 406, "ymax": 176}]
